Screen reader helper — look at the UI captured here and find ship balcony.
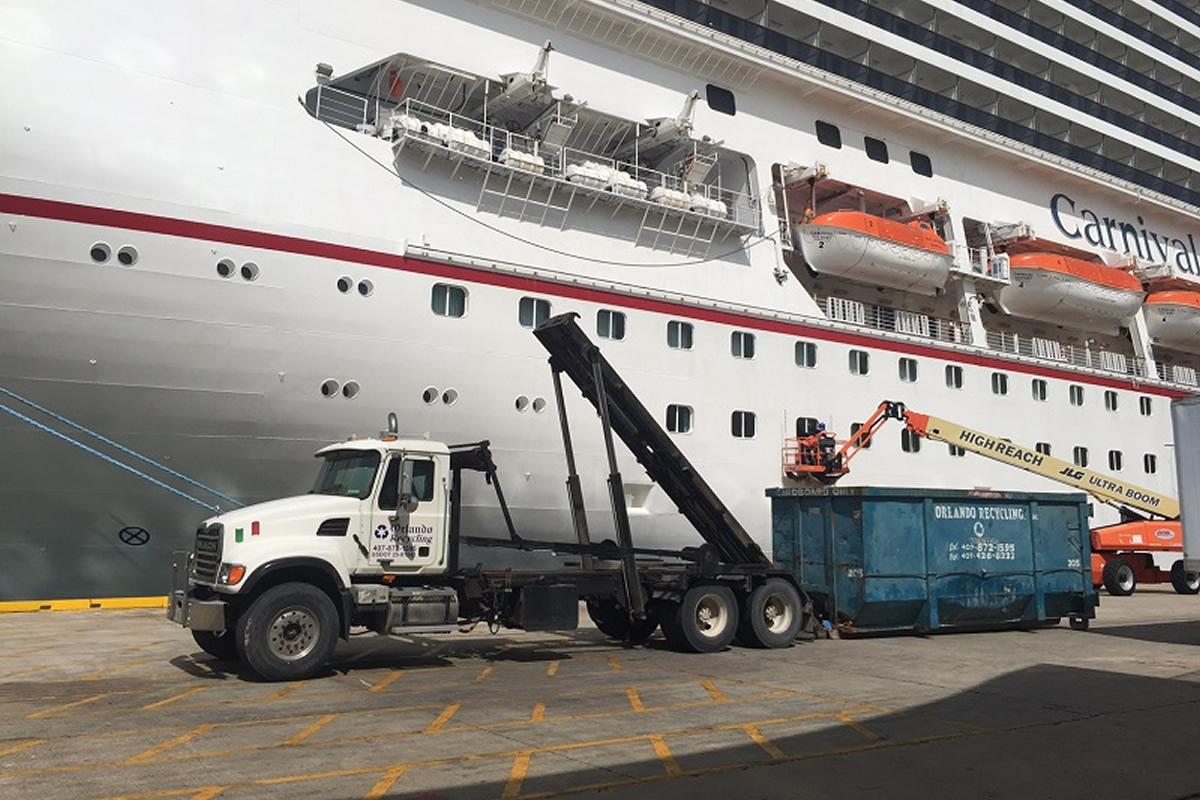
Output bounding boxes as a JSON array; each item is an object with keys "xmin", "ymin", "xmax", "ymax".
[{"xmin": 815, "ymin": 294, "xmax": 971, "ymax": 345}]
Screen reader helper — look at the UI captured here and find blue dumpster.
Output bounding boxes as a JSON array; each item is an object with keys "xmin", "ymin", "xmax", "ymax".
[{"xmin": 769, "ymin": 487, "xmax": 1097, "ymax": 633}]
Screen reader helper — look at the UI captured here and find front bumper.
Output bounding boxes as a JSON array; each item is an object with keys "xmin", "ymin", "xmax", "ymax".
[
  {"xmin": 167, "ymin": 549, "xmax": 229, "ymax": 631},
  {"xmin": 167, "ymin": 590, "xmax": 229, "ymax": 631}
]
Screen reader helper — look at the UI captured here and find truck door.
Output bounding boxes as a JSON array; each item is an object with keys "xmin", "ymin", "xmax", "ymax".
[{"xmin": 368, "ymin": 454, "xmax": 448, "ymax": 574}]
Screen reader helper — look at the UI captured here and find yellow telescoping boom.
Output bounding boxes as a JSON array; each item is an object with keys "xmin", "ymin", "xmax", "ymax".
[{"xmin": 783, "ymin": 400, "xmax": 1178, "ymax": 520}]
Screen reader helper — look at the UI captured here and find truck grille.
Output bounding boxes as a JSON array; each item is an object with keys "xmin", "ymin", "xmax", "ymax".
[{"xmin": 191, "ymin": 523, "xmax": 223, "ymax": 583}]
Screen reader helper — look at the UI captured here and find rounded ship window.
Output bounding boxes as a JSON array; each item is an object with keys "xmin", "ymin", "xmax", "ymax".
[
  {"xmin": 240, "ymin": 262, "xmax": 260, "ymax": 281},
  {"xmin": 216, "ymin": 259, "xmax": 235, "ymax": 278},
  {"xmin": 442, "ymin": 389, "xmax": 458, "ymax": 405},
  {"xmin": 117, "ymin": 246, "xmax": 138, "ymax": 266},
  {"xmin": 320, "ymin": 379, "xmax": 340, "ymax": 397},
  {"xmin": 532, "ymin": 397, "xmax": 546, "ymax": 413},
  {"xmin": 357, "ymin": 279, "xmax": 374, "ymax": 297},
  {"xmin": 422, "ymin": 387, "xmax": 438, "ymax": 404},
  {"xmin": 515, "ymin": 395, "xmax": 530, "ymax": 412},
  {"xmin": 90, "ymin": 243, "xmax": 111, "ymax": 263},
  {"xmin": 342, "ymin": 380, "xmax": 360, "ymax": 399},
  {"xmin": 337, "ymin": 276, "xmax": 353, "ymax": 293}
]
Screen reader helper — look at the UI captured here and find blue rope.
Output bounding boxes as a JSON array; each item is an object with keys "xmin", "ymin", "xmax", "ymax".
[
  {"xmin": 0, "ymin": 385, "xmax": 241, "ymax": 507},
  {"xmin": 0, "ymin": 394, "xmax": 238, "ymax": 513}
]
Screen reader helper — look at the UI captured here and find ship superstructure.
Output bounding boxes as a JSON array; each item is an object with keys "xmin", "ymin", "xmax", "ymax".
[{"xmin": 0, "ymin": 0, "xmax": 1196, "ymax": 600}]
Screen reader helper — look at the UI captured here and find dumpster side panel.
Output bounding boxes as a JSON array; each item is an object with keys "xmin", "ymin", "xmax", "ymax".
[
  {"xmin": 768, "ymin": 487, "xmax": 1094, "ymax": 634},
  {"xmin": 856, "ymin": 499, "xmax": 928, "ymax": 629}
]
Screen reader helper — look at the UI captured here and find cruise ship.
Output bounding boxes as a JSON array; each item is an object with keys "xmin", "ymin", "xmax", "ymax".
[{"xmin": 2, "ymin": 0, "xmax": 1198, "ymax": 602}]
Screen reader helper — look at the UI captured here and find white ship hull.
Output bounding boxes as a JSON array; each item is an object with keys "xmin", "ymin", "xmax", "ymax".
[{"xmin": 0, "ymin": 0, "xmax": 1194, "ymax": 601}]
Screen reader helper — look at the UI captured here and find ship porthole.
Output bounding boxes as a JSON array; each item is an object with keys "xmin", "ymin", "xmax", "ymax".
[
  {"xmin": 240, "ymin": 262, "xmax": 260, "ymax": 281},
  {"xmin": 337, "ymin": 276, "xmax": 352, "ymax": 293},
  {"xmin": 532, "ymin": 397, "xmax": 546, "ymax": 413},
  {"xmin": 90, "ymin": 243, "xmax": 111, "ymax": 263},
  {"xmin": 422, "ymin": 387, "xmax": 438, "ymax": 404},
  {"xmin": 216, "ymin": 259, "xmax": 235, "ymax": 278},
  {"xmin": 117, "ymin": 246, "xmax": 138, "ymax": 266},
  {"xmin": 357, "ymin": 279, "xmax": 374, "ymax": 297},
  {"xmin": 515, "ymin": 395, "xmax": 530, "ymax": 412},
  {"xmin": 320, "ymin": 379, "xmax": 340, "ymax": 397},
  {"xmin": 342, "ymin": 380, "xmax": 360, "ymax": 399},
  {"xmin": 442, "ymin": 388, "xmax": 458, "ymax": 405}
]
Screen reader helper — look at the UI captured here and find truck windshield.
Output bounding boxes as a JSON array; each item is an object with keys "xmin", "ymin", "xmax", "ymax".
[{"xmin": 310, "ymin": 450, "xmax": 381, "ymax": 499}]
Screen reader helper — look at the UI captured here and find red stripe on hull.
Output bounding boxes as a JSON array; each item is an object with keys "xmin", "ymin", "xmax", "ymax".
[{"xmin": 0, "ymin": 192, "xmax": 1187, "ymax": 398}]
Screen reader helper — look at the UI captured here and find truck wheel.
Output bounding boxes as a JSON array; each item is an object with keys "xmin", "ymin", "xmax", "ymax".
[
  {"xmin": 664, "ymin": 585, "xmax": 738, "ymax": 653},
  {"xmin": 738, "ymin": 579, "xmax": 802, "ymax": 648},
  {"xmin": 586, "ymin": 597, "xmax": 658, "ymax": 642},
  {"xmin": 1171, "ymin": 560, "xmax": 1200, "ymax": 595},
  {"xmin": 236, "ymin": 583, "xmax": 338, "ymax": 681},
  {"xmin": 192, "ymin": 629, "xmax": 239, "ymax": 661},
  {"xmin": 1102, "ymin": 558, "xmax": 1137, "ymax": 597}
]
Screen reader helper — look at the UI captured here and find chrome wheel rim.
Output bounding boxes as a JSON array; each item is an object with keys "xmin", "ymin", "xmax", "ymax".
[{"xmin": 268, "ymin": 606, "xmax": 320, "ymax": 661}]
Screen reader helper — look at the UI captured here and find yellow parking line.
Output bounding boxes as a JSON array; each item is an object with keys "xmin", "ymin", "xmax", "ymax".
[
  {"xmin": 607, "ymin": 657, "xmax": 622, "ymax": 672},
  {"xmin": 530, "ymin": 703, "xmax": 546, "ymax": 722},
  {"xmin": 124, "ymin": 725, "xmax": 216, "ymax": 764},
  {"xmin": 266, "ymin": 680, "xmax": 308, "ymax": 700},
  {"xmin": 423, "ymin": 704, "xmax": 460, "ymax": 733},
  {"xmin": 502, "ymin": 751, "xmax": 532, "ymax": 799},
  {"xmin": 188, "ymin": 787, "xmax": 227, "ymax": 800},
  {"xmin": 368, "ymin": 671, "xmax": 403, "ymax": 693},
  {"xmin": 546, "ymin": 660, "xmax": 560, "ymax": 677},
  {"xmin": 625, "ymin": 687, "xmax": 645, "ymax": 713},
  {"xmin": 141, "ymin": 688, "xmax": 210, "ymax": 711},
  {"xmin": 362, "ymin": 765, "xmax": 406, "ymax": 800},
  {"xmin": 743, "ymin": 725, "xmax": 785, "ymax": 760},
  {"xmin": 649, "ymin": 735, "xmax": 680, "ymax": 776},
  {"xmin": 700, "ymin": 680, "xmax": 728, "ymax": 702},
  {"xmin": 837, "ymin": 711, "xmax": 882, "ymax": 741},
  {"xmin": 78, "ymin": 658, "xmax": 160, "ymax": 681},
  {"xmin": 27, "ymin": 693, "xmax": 110, "ymax": 719},
  {"xmin": 284, "ymin": 714, "xmax": 339, "ymax": 746},
  {"xmin": 474, "ymin": 666, "xmax": 494, "ymax": 683},
  {"xmin": 0, "ymin": 739, "xmax": 44, "ymax": 757}
]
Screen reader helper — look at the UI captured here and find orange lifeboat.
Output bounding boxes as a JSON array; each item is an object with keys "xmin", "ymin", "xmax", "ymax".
[
  {"xmin": 796, "ymin": 210, "xmax": 953, "ymax": 296},
  {"xmin": 996, "ymin": 253, "xmax": 1144, "ymax": 333},
  {"xmin": 1144, "ymin": 291, "xmax": 1200, "ymax": 354}
]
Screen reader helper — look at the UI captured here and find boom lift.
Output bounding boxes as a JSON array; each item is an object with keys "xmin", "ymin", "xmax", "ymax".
[{"xmin": 783, "ymin": 401, "xmax": 1197, "ymax": 597}]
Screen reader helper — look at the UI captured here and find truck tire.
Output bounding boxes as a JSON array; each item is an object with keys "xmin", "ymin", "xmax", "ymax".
[
  {"xmin": 236, "ymin": 583, "xmax": 338, "ymax": 681},
  {"xmin": 1171, "ymin": 560, "xmax": 1200, "ymax": 595},
  {"xmin": 1102, "ymin": 558, "xmax": 1137, "ymax": 597},
  {"xmin": 192, "ymin": 629, "xmax": 239, "ymax": 661},
  {"xmin": 737, "ymin": 579, "xmax": 803, "ymax": 649},
  {"xmin": 662, "ymin": 585, "xmax": 738, "ymax": 654},
  {"xmin": 585, "ymin": 597, "xmax": 658, "ymax": 643}
]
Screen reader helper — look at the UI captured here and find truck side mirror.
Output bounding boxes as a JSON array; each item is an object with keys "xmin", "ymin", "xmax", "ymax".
[{"xmin": 398, "ymin": 460, "xmax": 419, "ymax": 513}]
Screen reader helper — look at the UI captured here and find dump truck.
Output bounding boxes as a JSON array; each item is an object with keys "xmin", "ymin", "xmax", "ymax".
[
  {"xmin": 783, "ymin": 400, "xmax": 1196, "ymax": 597},
  {"xmin": 168, "ymin": 314, "xmax": 810, "ymax": 680}
]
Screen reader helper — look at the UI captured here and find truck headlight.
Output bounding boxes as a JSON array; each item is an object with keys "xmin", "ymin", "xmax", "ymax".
[{"xmin": 218, "ymin": 563, "xmax": 246, "ymax": 585}]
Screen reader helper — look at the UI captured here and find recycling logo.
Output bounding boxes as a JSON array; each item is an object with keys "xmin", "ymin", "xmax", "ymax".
[{"xmin": 374, "ymin": 524, "xmax": 390, "ymax": 539}]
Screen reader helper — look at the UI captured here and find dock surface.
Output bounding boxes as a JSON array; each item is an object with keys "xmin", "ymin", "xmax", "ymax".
[{"xmin": 2, "ymin": 589, "xmax": 1200, "ymax": 799}]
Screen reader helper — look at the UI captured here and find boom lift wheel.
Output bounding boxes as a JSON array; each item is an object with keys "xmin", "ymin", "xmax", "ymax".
[
  {"xmin": 236, "ymin": 582, "xmax": 339, "ymax": 681},
  {"xmin": 1171, "ymin": 560, "xmax": 1200, "ymax": 595},
  {"xmin": 1102, "ymin": 558, "xmax": 1137, "ymax": 597},
  {"xmin": 661, "ymin": 584, "xmax": 738, "ymax": 653},
  {"xmin": 191, "ymin": 629, "xmax": 240, "ymax": 661},
  {"xmin": 737, "ymin": 579, "xmax": 803, "ymax": 648}
]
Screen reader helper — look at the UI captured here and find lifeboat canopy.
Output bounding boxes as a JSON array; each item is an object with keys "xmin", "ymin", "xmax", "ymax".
[
  {"xmin": 995, "ymin": 253, "xmax": 1144, "ymax": 333},
  {"xmin": 1144, "ymin": 290, "xmax": 1200, "ymax": 354},
  {"xmin": 796, "ymin": 210, "xmax": 953, "ymax": 296}
]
